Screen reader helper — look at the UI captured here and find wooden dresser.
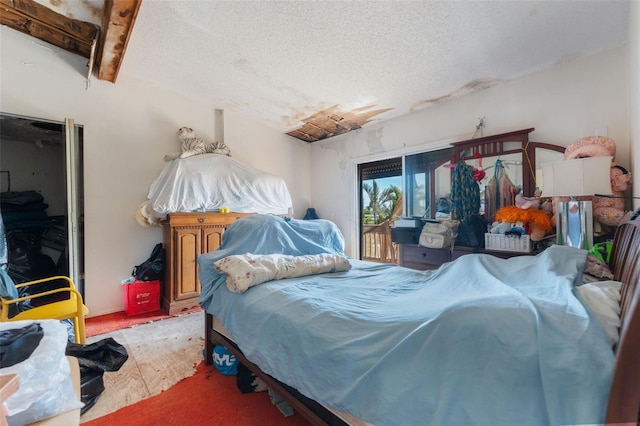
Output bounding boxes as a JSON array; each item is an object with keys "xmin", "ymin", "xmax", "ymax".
[
  {"xmin": 161, "ymin": 212, "xmax": 251, "ymax": 315},
  {"xmin": 399, "ymin": 244, "xmax": 534, "ymax": 270}
]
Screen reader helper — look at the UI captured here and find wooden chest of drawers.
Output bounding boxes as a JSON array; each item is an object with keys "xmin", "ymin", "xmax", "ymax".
[{"xmin": 161, "ymin": 212, "xmax": 251, "ymax": 315}]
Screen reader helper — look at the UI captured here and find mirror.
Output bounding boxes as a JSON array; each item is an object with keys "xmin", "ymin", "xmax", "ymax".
[
  {"xmin": 473, "ymin": 152, "xmax": 523, "ymax": 218},
  {"xmin": 425, "ymin": 129, "xmax": 566, "ymax": 220},
  {"xmin": 531, "ymin": 145, "xmax": 565, "ymax": 195},
  {"xmin": 404, "ymin": 148, "xmax": 453, "ymax": 218}
]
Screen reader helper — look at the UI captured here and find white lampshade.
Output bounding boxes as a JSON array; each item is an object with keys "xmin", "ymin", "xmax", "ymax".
[{"xmin": 541, "ymin": 156, "xmax": 613, "ymax": 197}]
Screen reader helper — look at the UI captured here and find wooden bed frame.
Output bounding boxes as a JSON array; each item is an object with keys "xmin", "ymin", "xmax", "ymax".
[{"xmin": 204, "ymin": 212, "xmax": 640, "ymax": 426}]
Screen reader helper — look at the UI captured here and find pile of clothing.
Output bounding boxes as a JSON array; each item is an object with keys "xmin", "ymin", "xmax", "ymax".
[
  {"xmin": 1, "ymin": 191, "xmax": 52, "ymax": 231},
  {"xmin": 1, "ymin": 191, "xmax": 56, "ymax": 283}
]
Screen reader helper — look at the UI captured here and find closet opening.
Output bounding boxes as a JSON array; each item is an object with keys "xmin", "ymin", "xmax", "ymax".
[{"xmin": 0, "ymin": 113, "xmax": 85, "ymax": 297}]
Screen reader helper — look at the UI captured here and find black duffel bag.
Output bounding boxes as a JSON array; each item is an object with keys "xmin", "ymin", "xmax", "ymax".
[{"xmin": 132, "ymin": 243, "xmax": 165, "ymax": 282}]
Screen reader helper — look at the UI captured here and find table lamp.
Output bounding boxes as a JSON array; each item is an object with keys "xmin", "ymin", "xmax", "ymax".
[{"xmin": 541, "ymin": 156, "xmax": 613, "ymax": 249}]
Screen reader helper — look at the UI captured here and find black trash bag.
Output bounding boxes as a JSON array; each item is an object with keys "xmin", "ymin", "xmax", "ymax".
[
  {"xmin": 66, "ymin": 337, "xmax": 129, "ymax": 414},
  {"xmin": 455, "ymin": 214, "xmax": 488, "ymax": 249},
  {"xmin": 132, "ymin": 243, "xmax": 165, "ymax": 282},
  {"xmin": 6, "ymin": 230, "xmax": 57, "ymax": 284},
  {"xmin": 0, "ymin": 323, "xmax": 44, "ymax": 367}
]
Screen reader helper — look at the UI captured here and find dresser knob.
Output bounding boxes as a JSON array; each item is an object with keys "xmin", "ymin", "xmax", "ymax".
[{"xmin": 198, "ymin": 217, "xmax": 205, "ymax": 223}]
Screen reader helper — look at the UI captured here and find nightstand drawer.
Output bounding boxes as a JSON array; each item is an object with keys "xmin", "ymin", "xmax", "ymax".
[{"xmin": 399, "ymin": 245, "xmax": 451, "ymax": 270}]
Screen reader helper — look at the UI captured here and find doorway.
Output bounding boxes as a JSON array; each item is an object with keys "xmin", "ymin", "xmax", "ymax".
[{"xmin": 0, "ymin": 114, "xmax": 85, "ymax": 296}]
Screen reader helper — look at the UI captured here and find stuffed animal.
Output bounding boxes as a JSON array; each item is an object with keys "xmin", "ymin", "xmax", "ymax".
[
  {"xmin": 514, "ymin": 193, "xmax": 539, "ymax": 210},
  {"xmin": 164, "ymin": 127, "xmax": 231, "ymax": 162},
  {"xmin": 495, "ymin": 194, "xmax": 552, "ymax": 241},
  {"xmin": 593, "ymin": 164, "xmax": 632, "ymax": 227},
  {"xmin": 560, "ymin": 136, "xmax": 632, "ymax": 229}
]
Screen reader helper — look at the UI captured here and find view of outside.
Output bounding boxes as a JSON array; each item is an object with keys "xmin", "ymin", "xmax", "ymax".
[{"xmin": 362, "ymin": 176, "xmax": 402, "ymax": 224}]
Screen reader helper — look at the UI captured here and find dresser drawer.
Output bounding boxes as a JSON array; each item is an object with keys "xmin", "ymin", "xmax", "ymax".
[
  {"xmin": 164, "ymin": 212, "xmax": 249, "ymax": 227},
  {"xmin": 399, "ymin": 245, "xmax": 451, "ymax": 270}
]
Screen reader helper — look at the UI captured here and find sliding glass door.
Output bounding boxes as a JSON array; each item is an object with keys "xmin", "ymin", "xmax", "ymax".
[
  {"xmin": 64, "ymin": 118, "xmax": 84, "ymax": 291},
  {"xmin": 358, "ymin": 157, "xmax": 402, "ymax": 263}
]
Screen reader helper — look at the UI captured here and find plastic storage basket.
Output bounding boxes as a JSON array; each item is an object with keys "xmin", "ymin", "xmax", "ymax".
[{"xmin": 484, "ymin": 233, "xmax": 531, "ymax": 253}]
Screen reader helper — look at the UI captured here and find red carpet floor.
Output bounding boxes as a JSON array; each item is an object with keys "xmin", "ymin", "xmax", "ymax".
[
  {"xmin": 85, "ymin": 307, "xmax": 201, "ymax": 337},
  {"xmin": 82, "ymin": 361, "xmax": 310, "ymax": 426}
]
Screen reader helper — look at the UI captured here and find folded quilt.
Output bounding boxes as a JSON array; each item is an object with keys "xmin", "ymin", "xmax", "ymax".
[{"xmin": 214, "ymin": 253, "xmax": 351, "ymax": 293}]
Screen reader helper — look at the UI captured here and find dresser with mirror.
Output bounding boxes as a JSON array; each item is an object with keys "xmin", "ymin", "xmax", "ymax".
[{"xmin": 399, "ymin": 128, "xmax": 566, "ymax": 270}]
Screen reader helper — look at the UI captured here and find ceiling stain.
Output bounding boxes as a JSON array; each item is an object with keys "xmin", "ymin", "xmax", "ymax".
[
  {"xmin": 410, "ymin": 78, "xmax": 501, "ymax": 112},
  {"xmin": 286, "ymin": 104, "xmax": 392, "ymax": 143},
  {"xmin": 281, "ymin": 103, "xmax": 332, "ymax": 128},
  {"xmin": 366, "ymin": 126, "xmax": 385, "ymax": 154}
]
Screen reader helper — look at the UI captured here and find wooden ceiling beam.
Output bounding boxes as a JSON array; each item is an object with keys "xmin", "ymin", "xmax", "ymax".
[
  {"xmin": 0, "ymin": 0, "xmax": 98, "ymax": 58},
  {"xmin": 96, "ymin": 0, "xmax": 141, "ymax": 83}
]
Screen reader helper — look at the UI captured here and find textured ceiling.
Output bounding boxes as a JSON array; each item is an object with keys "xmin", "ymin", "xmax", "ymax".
[{"xmin": 20, "ymin": 1, "xmax": 633, "ymax": 140}]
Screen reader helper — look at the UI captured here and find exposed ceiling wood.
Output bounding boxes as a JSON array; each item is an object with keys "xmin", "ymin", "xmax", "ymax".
[
  {"xmin": 0, "ymin": 0, "xmax": 98, "ymax": 58},
  {"xmin": 287, "ymin": 105, "xmax": 392, "ymax": 142},
  {"xmin": 96, "ymin": 0, "xmax": 141, "ymax": 83},
  {"xmin": 0, "ymin": 0, "xmax": 140, "ymax": 84}
]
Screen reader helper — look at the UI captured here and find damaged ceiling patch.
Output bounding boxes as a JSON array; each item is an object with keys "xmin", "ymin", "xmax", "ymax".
[
  {"xmin": 286, "ymin": 104, "xmax": 392, "ymax": 142},
  {"xmin": 410, "ymin": 78, "xmax": 501, "ymax": 112}
]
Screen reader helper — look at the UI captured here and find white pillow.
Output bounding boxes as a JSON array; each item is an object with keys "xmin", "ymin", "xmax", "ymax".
[{"xmin": 574, "ymin": 280, "xmax": 622, "ymax": 346}]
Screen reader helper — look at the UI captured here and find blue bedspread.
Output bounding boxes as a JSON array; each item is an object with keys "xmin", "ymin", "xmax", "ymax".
[{"xmin": 198, "ymin": 215, "xmax": 614, "ymax": 426}]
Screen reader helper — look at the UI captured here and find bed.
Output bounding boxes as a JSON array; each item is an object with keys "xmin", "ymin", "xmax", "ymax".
[{"xmin": 198, "ymin": 213, "xmax": 640, "ymax": 425}]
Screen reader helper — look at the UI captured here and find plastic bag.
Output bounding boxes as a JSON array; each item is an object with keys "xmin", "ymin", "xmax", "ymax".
[
  {"xmin": 65, "ymin": 337, "xmax": 129, "ymax": 414},
  {"xmin": 213, "ymin": 345, "xmax": 238, "ymax": 375},
  {"xmin": 0, "ymin": 322, "xmax": 43, "ymax": 367},
  {"xmin": 1, "ymin": 320, "xmax": 84, "ymax": 425},
  {"xmin": 589, "ymin": 241, "xmax": 613, "ymax": 264}
]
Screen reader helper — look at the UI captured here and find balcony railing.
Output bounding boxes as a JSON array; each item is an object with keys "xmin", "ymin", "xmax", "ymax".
[{"xmin": 362, "ymin": 224, "xmax": 399, "ymax": 264}]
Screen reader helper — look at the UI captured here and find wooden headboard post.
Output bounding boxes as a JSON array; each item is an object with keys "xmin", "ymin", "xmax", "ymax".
[{"xmin": 605, "ymin": 213, "xmax": 640, "ymax": 425}]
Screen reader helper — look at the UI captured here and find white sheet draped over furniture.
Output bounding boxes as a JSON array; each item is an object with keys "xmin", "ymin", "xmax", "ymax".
[
  {"xmin": 139, "ymin": 154, "xmax": 293, "ymax": 225},
  {"xmin": 198, "ymin": 215, "xmax": 615, "ymax": 426}
]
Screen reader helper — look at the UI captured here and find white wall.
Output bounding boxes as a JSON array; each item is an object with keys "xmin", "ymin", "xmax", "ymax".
[
  {"xmin": 223, "ymin": 109, "xmax": 312, "ymax": 217},
  {"xmin": 310, "ymin": 47, "xmax": 630, "ymax": 257},
  {"xmin": 630, "ymin": 0, "xmax": 640, "ymax": 211},
  {"xmin": 0, "ymin": 27, "xmax": 310, "ymax": 316}
]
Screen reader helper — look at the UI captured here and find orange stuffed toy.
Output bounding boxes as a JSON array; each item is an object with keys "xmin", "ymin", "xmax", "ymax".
[{"xmin": 495, "ymin": 194, "xmax": 552, "ymax": 242}]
